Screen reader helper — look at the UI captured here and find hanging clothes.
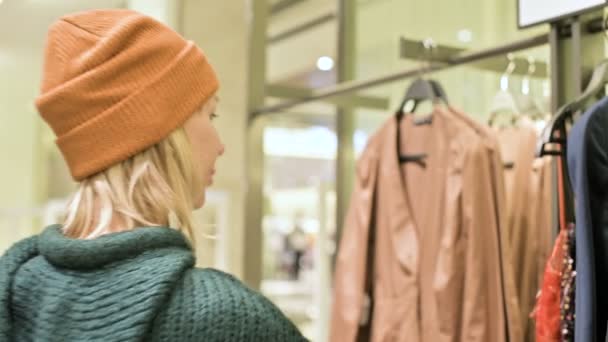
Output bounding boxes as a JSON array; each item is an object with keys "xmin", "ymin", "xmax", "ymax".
[
  {"xmin": 530, "ymin": 155, "xmax": 556, "ymax": 340},
  {"xmin": 330, "ymin": 107, "xmax": 517, "ymax": 342},
  {"xmin": 534, "ymin": 129, "xmax": 571, "ymax": 342},
  {"xmin": 560, "ymin": 223, "xmax": 576, "ymax": 342},
  {"xmin": 496, "ymin": 125, "xmax": 554, "ymax": 342},
  {"xmin": 532, "ymin": 157, "xmax": 555, "ymax": 293},
  {"xmin": 534, "ymin": 224, "xmax": 569, "ymax": 342},
  {"xmin": 567, "ymin": 97, "xmax": 608, "ymax": 342},
  {"xmin": 449, "ymin": 107, "xmax": 523, "ymax": 342}
]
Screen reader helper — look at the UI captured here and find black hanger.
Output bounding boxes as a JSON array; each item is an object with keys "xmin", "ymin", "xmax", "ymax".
[
  {"xmin": 536, "ymin": 59, "xmax": 608, "ymax": 226},
  {"xmin": 430, "ymin": 80, "xmax": 449, "ymax": 103},
  {"xmin": 396, "ymin": 78, "xmax": 449, "ymax": 115},
  {"xmin": 395, "ymin": 78, "xmax": 448, "ymax": 164},
  {"xmin": 537, "ymin": 59, "xmax": 608, "ymax": 158},
  {"xmin": 395, "ymin": 38, "xmax": 449, "ymax": 165}
]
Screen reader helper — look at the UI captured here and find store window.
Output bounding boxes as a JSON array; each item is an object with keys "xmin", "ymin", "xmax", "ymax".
[{"xmin": 260, "ymin": 120, "xmax": 337, "ymax": 338}]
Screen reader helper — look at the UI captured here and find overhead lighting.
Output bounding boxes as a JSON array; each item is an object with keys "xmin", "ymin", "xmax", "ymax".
[
  {"xmin": 457, "ymin": 29, "xmax": 473, "ymax": 43},
  {"xmin": 316, "ymin": 56, "xmax": 334, "ymax": 71}
]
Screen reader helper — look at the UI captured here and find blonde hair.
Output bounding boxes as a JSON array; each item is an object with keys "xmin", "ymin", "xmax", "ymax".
[{"xmin": 62, "ymin": 124, "xmax": 203, "ymax": 241}]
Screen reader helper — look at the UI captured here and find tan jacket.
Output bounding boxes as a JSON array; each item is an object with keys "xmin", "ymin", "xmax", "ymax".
[
  {"xmin": 450, "ymin": 108, "xmax": 524, "ymax": 342},
  {"xmin": 331, "ymin": 108, "xmax": 519, "ymax": 342},
  {"xmin": 533, "ymin": 157, "xmax": 554, "ymax": 298},
  {"xmin": 497, "ymin": 126, "xmax": 554, "ymax": 342}
]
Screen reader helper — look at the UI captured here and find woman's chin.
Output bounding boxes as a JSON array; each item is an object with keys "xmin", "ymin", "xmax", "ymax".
[{"xmin": 193, "ymin": 194, "xmax": 205, "ymax": 210}]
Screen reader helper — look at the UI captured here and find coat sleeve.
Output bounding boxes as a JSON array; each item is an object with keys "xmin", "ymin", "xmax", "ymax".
[{"xmin": 329, "ymin": 139, "xmax": 380, "ymax": 342}]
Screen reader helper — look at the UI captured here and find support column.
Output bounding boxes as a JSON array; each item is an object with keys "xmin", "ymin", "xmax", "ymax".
[
  {"xmin": 244, "ymin": 0, "xmax": 269, "ymax": 289},
  {"xmin": 549, "ymin": 12, "xmax": 605, "ymax": 237},
  {"xmin": 334, "ymin": 0, "xmax": 357, "ymax": 269},
  {"xmin": 550, "ymin": 22, "xmax": 568, "ymax": 112},
  {"xmin": 578, "ymin": 12, "xmax": 606, "ymax": 94},
  {"xmin": 551, "ymin": 12, "xmax": 605, "ymax": 110}
]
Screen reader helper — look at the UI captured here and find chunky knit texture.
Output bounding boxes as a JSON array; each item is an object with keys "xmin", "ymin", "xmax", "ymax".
[
  {"xmin": 0, "ymin": 226, "xmax": 306, "ymax": 341},
  {"xmin": 35, "ymin": 9, "xmax": 219, "ymax": 180}
]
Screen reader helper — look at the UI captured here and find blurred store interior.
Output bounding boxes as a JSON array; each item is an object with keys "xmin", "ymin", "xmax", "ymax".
[{"xmin": 3, "ymin": 0, "xmax": 608, "ymax": 341}]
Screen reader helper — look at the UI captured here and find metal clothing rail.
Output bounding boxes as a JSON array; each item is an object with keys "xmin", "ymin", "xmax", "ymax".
[
  {"xmin": 252, "ymin": 34, "xmax": 549, "ymax": 116},
  {"xmin": 269, "ymin": 12, "xmax": 336, "ymax": 44}
]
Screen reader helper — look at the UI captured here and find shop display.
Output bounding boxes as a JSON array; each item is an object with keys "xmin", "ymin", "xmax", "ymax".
[
  {"xmin": 6, "ymin": 1, "xmax": 608, "ymax": 341},
  {"xmin": 331, "ymin": 55, "xmax": 608, "ymax": 341},
  {"xmin": 497, "ymin": 125, "xmax": 554, "ymax": 342},
  {"xmin": 330, "ymin": 70, "xmax": 556, "ymax": 341}
]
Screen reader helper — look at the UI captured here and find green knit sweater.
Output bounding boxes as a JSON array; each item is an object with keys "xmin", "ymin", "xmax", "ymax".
[{"xmin": 0, "ymin": 225, "xmax": 307, "ymax": 341}]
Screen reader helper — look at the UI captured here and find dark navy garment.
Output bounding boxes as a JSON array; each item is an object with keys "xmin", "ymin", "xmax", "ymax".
[{"xmin": 568, "ymin": 96, "xmax": 608, "ymax": 342}]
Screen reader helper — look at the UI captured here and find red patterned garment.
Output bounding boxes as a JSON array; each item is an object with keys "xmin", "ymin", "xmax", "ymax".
[
  {"xmin": 560, "ymin": 224, "xmax": 576, "ymax": 342},
  {"xmin": 534, "ymin": 227, "xmax": 569, "ymax": 342}
]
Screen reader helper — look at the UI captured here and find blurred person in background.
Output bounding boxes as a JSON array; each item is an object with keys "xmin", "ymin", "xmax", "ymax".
[
  {"xmin": 0, "ymin": 9, "xmax": 306, "ymax": 342},
  {"xmin": 287, "ymin": 215, "xmax": 310, "ymax": 280}
]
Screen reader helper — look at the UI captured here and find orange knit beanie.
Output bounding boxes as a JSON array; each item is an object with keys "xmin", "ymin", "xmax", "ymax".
[{"xmin": 35, "ymin": 9, "xmax": 219, "ymax": 181}]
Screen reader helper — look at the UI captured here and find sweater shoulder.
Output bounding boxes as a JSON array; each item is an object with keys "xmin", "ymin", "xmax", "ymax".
[
  {"xmin": 0, "ymin": 236, "xmax": 39, "ymax": 270},
  {"xmin": 0, "ymin": 236, "xmax": 39, "ymax": 340},
  {"xmin": 150, "ymin": 268, "xmax": 307, "ymax": 341}
]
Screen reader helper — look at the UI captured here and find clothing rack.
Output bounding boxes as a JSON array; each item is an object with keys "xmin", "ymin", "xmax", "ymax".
[
  {"xmin": 399, "ymin": 37, "xmax": 549, "ymax": 78},
  {"xmin": 242, "ymin": 4, "xmax": 607, "ymax": 289},
  {"xmin": 252, "ymin": 17, "xmax": 606, "ymax": 117}
]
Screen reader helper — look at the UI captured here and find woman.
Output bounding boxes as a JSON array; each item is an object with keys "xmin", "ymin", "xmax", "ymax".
[{"xmin": 0, "ymin": 9, "xmax": 306, "ymax": 341}]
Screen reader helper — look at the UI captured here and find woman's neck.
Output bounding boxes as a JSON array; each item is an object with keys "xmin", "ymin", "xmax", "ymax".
[{"xmin": 84, "ymin": 199, "xmax": 134, "ymax": 239}]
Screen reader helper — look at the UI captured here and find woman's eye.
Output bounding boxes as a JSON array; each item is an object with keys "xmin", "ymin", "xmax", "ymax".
[{"xmin": 211, "ymin": 113, "xmax": 219, "ymax": 120}]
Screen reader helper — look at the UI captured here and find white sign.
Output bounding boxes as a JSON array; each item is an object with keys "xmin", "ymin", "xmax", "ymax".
[{"xmin": 518, "ymin": 0, "xmax": 606, "ymax": 28}]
